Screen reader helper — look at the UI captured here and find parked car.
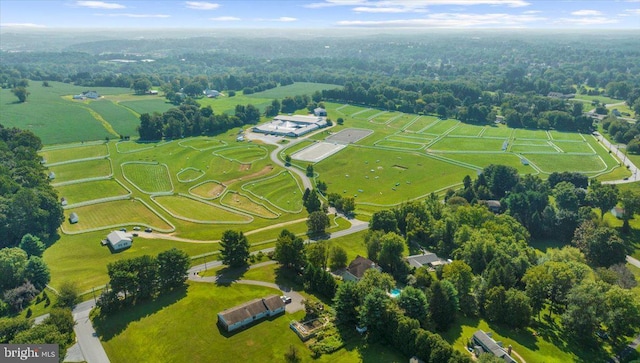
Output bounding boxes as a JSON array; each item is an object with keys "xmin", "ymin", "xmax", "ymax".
[
  {"xmin": 280, "ymin": 296, "xmax": 292, "ymax": 304},
  {"xmin": 133, "ymin": 226, "xmax": 141, "ymax": 231},
  {"xmin": 120, "ymin": 228, "xmax": 127, "ymax": 232},
  {"xmin": 145, "ymin": 228, "xmax": 153, "ymax": 233}
]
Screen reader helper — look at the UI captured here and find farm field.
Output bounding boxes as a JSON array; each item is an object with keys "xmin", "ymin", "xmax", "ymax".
[
  {"xmin": 87, "ymin": 100, "xmax": 140, "ymax": 136},
  {"xmin": 121, "ymin": 163, "xmax": 173, "ymax": 193},
  {"xmin": 62, "ymin": 199, "xmax": 173, "ymax": 233},
  {"xmin": 153, "ymin": 195, "xmax": 252, "ymax": 223},
  {"xmin": 49, "ymin": 158, "xmax": 112, "ymax": 183},
  {"xmin": 55, "ymin": 179, "xmax": 130, "ymax": 205},
  {"xmin": 41, "ymin": 143, "xmax": 109, "ymax": 164}
]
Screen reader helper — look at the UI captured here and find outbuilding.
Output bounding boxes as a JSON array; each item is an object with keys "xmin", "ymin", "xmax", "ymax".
[
  {"xmin": 106, "ymin": 230, "xmax": 133, "ymax": 251},
  {"xmin": 217, "ymin": 295, "xmax": 285, "ymax": 332},
  {"xmin": 69, "ymin": 212, "xmax": 79, "ymax": 224}
]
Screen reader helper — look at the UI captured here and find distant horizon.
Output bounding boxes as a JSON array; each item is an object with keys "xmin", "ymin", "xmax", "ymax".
[{"xmin": 1, "ymin": 0, "xmax": 639, "ymax": 30}]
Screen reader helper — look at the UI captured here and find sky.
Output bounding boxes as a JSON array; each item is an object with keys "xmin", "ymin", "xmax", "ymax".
[{"xmin": 1, "ymin": 0, "xmax": 639, "ymax": 29}]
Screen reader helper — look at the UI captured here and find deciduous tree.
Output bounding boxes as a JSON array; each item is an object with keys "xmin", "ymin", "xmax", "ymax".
[{"xmin": 220, "ymin": 230, "xmax": 250, "ymax": 268}]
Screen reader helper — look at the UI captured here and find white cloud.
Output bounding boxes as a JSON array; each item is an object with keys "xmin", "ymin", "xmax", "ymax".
[
  {"xmin": 624, "ymin": 8, "xmax": 640, "ymax": 15},
  {"xmin": 276, "ymin": 17, "xmax": 298, "ymax": 22},
  {"xmin": 76, "ymin": 1, "xmax": 125, "ymax": 9},
  {"xmin": 306, "ymin": 0, "xmax": 530, "ymax": 10},
  {"xmin": 571, "ymin": 10, "xmax": 603, "ymax": 16},
  {"xmin": 209, "ymin": 16, "xmax": 241, "ymax": 21},
  {"xmin": 556, "ymin": 17, "xmax": 618, "ymax": 25},
  {"xmin": 338, "ymin": 12, "xmax": 544, "ymax": 27},
  {"xmin": 185, "ymin": 2, "xmax": 220, "ymax": 10},
  {"xmin": 95, "ymin": 13, "xmax": 171, "ymax": 18},
  {"xmin": 0, "ymin": 23, "xmax": 46, "ymax": 28},
  {"xmin": 353, "ymin": 6, "xmax": 421, "ymax": 13}
]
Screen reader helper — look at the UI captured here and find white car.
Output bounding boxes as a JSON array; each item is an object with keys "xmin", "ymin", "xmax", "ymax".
[{"xmin": 281, "ymin": 295, "xmax": 292, "ymax": 304}]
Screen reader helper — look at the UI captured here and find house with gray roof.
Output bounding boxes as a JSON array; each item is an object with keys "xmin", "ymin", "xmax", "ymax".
[
  {"xmin": 472, "ymin": 330, "xmax": 516, "ymax": 363},
  {"xmin": 406, "ymin": 252, "xmax": 448, "ymax": 269},
  {"xmin": 217, "ymin": 295, "xmax": 285, "ymax": 332}
]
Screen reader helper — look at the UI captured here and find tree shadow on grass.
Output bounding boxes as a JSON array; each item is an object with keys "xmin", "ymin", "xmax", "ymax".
[
  {"xmin": 440, "ymin": 314, "xmax": 480, "ymax": 345},
  {"xmin": 487, "ymin": 320, "xmax": 539, "ymax": 352},
  {"xmin": 274, "ymin": 266, "xmax": 303, "ymax": 292},
  {"xmin": 214, "ymin": 265, "xmax": 249, "ymax": 287},
  {"xmin": 93, "ymin": 285, "xmax": 187, "ymax": 340}
]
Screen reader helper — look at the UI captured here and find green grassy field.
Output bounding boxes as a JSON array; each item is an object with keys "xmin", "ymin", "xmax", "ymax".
[
  {"xmin": 117, "ymin": 99, "xmax": 174, "ymax": 115},
  {"xmin": 177, "ymin": 168, "xmax": 205, "ymax": 182},
  {"xmin": 86, "ymin": 100, "xmax": 140, "ymax": 137},
  {"xmin": 243, "ymin": 171, "xmax": 304, "ymax": 212},
  {"xmin": 431, "ymin": 137, "xmax": 505, "ymax": 151},
  {"xmin": 41, "ymin": 143, "xmax": 109, "ymax": 164},
  {"xmin": 245, "ymin": 82, "xmax": 341, "ymax": 99},
  {"xmin": 221, "ymin": 192, "xmax": 279, "ymax": 219},
  {"xmin": 0, "ymin": 82, "xmax": 135, "ymax": 144},
  {"xmin": 404, "ymin": 116, "xmax": 439, "ymax": 132},
  {"xmin": 63, "ymin": 199, "xmax": 173, "ymax": 233},
  {"xmin": 189, "ymin": 181, "xmax": 226, "ymax": 199},
  {"xmin": 55, "ymin": 180, "xmax": 129, "ymax": 205},
  {"xmin": 121, "ymin": 163, "xmax": 173, "ymax": 193},
  {"xmin": 48, "ymin": 158, "xmax": 112, "ymax": 183},
  {"xmin": 178, "ymin": 138, "xmax": 227, "ymax": 151},
  {"xmin": 153, "ymin": 195, "xmax": 252, "ymax": 223},
  {"xmin": 213, "ymin": 145, "xmax": 269, "ymax": 163}
]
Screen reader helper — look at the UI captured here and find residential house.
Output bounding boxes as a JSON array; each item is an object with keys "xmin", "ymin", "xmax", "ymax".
[
  {"xmin": 406, "ymin": 252, "xmax": 449, "ymax": 270},
  {"xmin": 69, "ymin": 212, "xmax": 79, "ymax": 224},
  {"xmin": 217, "ymin": 295, "xmax": 285, "ymax": 332},
  {"xmin": 472, "ymin": 330, "xmax": 516, "ymax": 363},
  {"xmin": 106, "ymin": 230, "xmax": 133, "ymax": 251},
  {"xmin": 342, "ymin": 255, "xmax": 381, "ymax": 282},
  {"xmin": 611, "ymin": 206, "xmax": 625, "ymax": 219}
]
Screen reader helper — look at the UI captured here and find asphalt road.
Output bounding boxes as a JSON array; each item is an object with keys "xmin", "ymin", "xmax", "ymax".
[
  {"xmin": 593, "ymin": 132, "xmax": 640, "ymax": 184},
  {"xmin": 70, "ymin": 300, "xmax": 110, "ymax": 363}
]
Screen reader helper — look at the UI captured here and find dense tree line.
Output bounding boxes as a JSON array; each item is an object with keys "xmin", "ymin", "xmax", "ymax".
[
  {"xmin": 0, "ymin": 125, "xmax": 64, "ymax": 248},
  {"xmin": 137, "ymin": 100, "xmax": 260, "ymax": 140},
  {"xmin": 96, "ymin": 248, "xmax": 190, "ymax": 313}
]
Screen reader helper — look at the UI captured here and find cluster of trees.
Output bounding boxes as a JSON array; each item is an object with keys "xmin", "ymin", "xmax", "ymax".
[
  {"xmin": 602, "ymin": 115, "xmax": 640, "ymax": 149},
  {"xmin": 0, "ymin": 235, "xmax": 51, "ymax": 315},
  {"xmin": 0, "ymin": 308, "xmax": 76, "ymax": 360},
  {"xmin": 0, "ymin": 125, "xmax": 64, "ymax": 248},
  {"xmin": 96, "ymin": 248, "xmax": 190, "ymax": 314},
  {"xmin": 333, "ymin": 269, "xmax": 471, "ymax": 363},
  {"xmin": 137, "ymin": 100, "xmax": 260, "ymax": 140}
]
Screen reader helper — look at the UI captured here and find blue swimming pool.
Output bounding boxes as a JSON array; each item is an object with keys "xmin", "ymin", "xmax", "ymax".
[{"xmin": 389, "ymin": 288, "xmax": 401, "ymax": 298}]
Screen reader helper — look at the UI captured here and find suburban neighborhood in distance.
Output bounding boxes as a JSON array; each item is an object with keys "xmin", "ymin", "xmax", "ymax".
[{"xmin": 1, "ymin": 1, "xmax": 640, "ymax": 362}]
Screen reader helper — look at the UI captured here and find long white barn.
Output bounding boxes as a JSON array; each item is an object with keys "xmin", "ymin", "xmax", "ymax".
[{"xmin": 253, "ymin": 115, "xmax": 327, "ymax": 137}]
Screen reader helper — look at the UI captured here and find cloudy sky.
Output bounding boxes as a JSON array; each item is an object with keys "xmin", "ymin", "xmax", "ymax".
[{"xmin": 1, "ymin": 0, "xmax": 639, "ymax": 29}]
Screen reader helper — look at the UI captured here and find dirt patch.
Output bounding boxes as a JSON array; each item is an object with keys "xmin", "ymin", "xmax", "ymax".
[
  {"xmin": 191, "ymin": 182, "xmax": 226, "ymax": 199},
  {"xmin": 222, "ymin": 165, "xmax": 274, "ymax": 186},
  {"xmin": 239, "ymin": 163, "xmax": 251, "ymax": 171},
  {"xmin": 392, "ymin": 165, "xmax": 408, "ymax": 170}
]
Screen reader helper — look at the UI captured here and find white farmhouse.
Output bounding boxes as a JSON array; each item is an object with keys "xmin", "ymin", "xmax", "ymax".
[{"xmin": 106, "ymin": 230, "xmax": 133, "ymax": 251}]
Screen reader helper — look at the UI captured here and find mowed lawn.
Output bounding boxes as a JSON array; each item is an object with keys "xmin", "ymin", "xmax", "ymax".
[
  {"xmin": 178, "ymin": 137, "xmax": 227, "ymax": 151},
  {"xmin": 177, "ymin": 168, "xmax": 205, "ymax": 182},
  {"xmin": 98, "ymin": 283, "xmax": 308, "ymax": 363},
  {"xmin": 243, "ymin": 171, "xmax": 303, "ymax": 212},
  {"xmin": 44, "ymin": 230, "xmax": 217, "ymax": 292},
  {"xmin": 315, "ymin": 146, "xmax": 471, "ymax": 205},
  {"xmin": 430, "ymin": 137, "xmax": 505, "ymax": 152},
  {"xmin": 189, "ymin": 181, "xmax": 226, "ymax": 199},
  {"xmin": 55, "ymin": 180, "xmax": 129, "ymax": 205},
  {"xmin": 121, "ymin": 163, "xmax": 173, "ymax": 193},
  {"xmin": 86, "ymin": 100, "xmax": 140, "ymax": 137},
  {"xmin": 221, "ymin": 192, "xmax": 279, "ymax": 219},
  {"xmin": 48, "ymin": 158, "xmax": 112, "ymax": 183},
  {"xmin": 41, "ymin": 143, "xmax": 108, "ymax": 164},
  {"xmin": 404, "ymin": 116, "xmax": 439, "ymax": 133},
  {"xmin": 153, "ymin": 195, "xmax": 252, "ymax": 223},
  {"xmin": 63, "ymin": 199, "xmax": 173, "ymax": 233},
  {"xmin": 526, "ymin": 154, "xmax": 606, "ymax": 174},
  {"xmin": 214, "ymin": 145, "xmax": 269, "ymax": 163}
]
